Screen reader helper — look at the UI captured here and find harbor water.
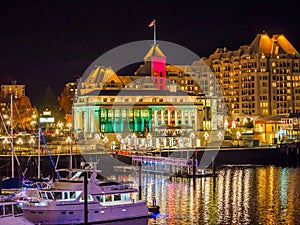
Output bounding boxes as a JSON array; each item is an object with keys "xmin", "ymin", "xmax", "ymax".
[{"xmin": 112, "ymin": 165, "xmax": 300, "ymax": 225}]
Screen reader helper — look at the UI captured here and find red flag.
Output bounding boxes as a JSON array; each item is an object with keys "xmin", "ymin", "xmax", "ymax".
[{"xmin": 148, "ymin": 20, "xmax": 155, "ymax": 28}]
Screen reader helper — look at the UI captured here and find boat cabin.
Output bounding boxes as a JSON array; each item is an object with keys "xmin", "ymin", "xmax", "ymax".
[{"xmin": 0, "ymin": 201, "xmax": 23, "ymax": 217}]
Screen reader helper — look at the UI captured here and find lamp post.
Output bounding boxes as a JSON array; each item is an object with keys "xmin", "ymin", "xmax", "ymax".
[
  {"xmin": 95, "ymin": 133, "xmax": 100, "ymax": 143},
  {"xmin": 66, "ymin": 136, "xmax": 72, "ymax": 170},
  {"xmin": 132, "ymin": 133, "xmax": 137, "ymax": 152},
  {"xmin": 147, "ymin": 133, "xmax": 152, "ymax": 150},
  {"xmin": 29, "ymin": 137, "xmax": 35, "ymax": 154},
  {"xmin": 204, "ymin": 132, "xmax": 209, "ymax": 147},
  {"xmin": 16, "ymin": 138, "xmax": 23, "ymax": 155},
  {"xmin": 236, "ymin": 131, "xmax": 241, "ymax": 147},
  {"xmin": 103, "ymin": 136, "xmax": 108, "ymax": 150},
  {"xmin": 116, "ymin": 134, "xmax": 122, "ymax": 150},
  {"xmin": 3, "ymin": 138, "xmax": 9, "ymax": 155},
  {"xmin": 190, "ymin": 132, "xmax": 195, "ymax": 159},
  {"xmin": 218, "ymin": 131, "xmax": 223, "ymax": 148}
]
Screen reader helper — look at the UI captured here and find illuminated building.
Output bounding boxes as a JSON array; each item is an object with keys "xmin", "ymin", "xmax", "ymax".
[
  {"xmin": 0, "ymin": 80, "xmax": 26, "ymax": 118},
  {"xmin": 1, "ymin": 80, "xmax": 25, "ymax": 100},
  {"xmin": 203, "ymin": 32, "xmax": 300, "ymax": 121},
  {"xmin": 73, "ymin": 44, "xmax": 225, "ymax": 148}
]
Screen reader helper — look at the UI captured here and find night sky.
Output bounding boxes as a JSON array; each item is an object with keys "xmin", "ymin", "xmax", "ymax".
[{"xmin": 1, "ymin": 1, "xmax": 299, "ymax": 105}]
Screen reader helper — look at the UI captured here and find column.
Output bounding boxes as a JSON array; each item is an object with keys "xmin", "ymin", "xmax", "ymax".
[
  {"xmin": 175, "ymin": 110, "xmax": 178, "ymax": 126},
  {"xmin": 181, "ymin": 110, "xmax": 185, "ymax": 125},
  {"xmin": 90, "ymin": 107, "xmax": 94, "ymax": 133},
  {"xmin": 188, "ymin": 109, "xmax": 192, "ymax": 128},
  {"xmin": 154, "ymin": 109, "xmax": 158, "ymax": 130},
  {"xmin": 94, "ymin": 109, "xmax": 100, "ymax": 133},
  {"xmin": 168, "ymin": 109, "xmax": 171, "ymax": 126},
  {"xmin": 161, "ymin": 109, "xmax": 165, "ymax": 125}
]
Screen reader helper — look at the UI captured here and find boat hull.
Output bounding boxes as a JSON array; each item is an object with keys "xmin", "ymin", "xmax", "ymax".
[{"xmin": 22, "ymin": 201, "xmax": 150, "ymax": 224}]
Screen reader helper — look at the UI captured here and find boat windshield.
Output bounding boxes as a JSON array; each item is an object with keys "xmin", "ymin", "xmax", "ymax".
[
  {"xmin": 0, "ymin": 203, "xmax": 22, "ymax": 216},
  {"xmin": 52, "ymin": 191, "xmax": 80, "ymax": 200}
]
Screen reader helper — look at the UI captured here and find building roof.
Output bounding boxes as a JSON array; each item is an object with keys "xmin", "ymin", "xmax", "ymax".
[
  {"xmin": 84, "ymin": 66, "xmax": 122, "ymax": 84},
  {"xmin": 81, "ymin": 89, "xmax": 199, "ymax": 97},
  {"xmin": 249, "ymin": 33, "xmax": 299, "ymax": 55},
  {"xmin": 144, "ymin": 44, "xmax": 166, "ymax": 59},
  {"xmin": 272, "ymin": 34, "xmax": 299, "ymax": 55},
  {"xmin": 249, "ymin": 33, "xmax": 273, "ymax": 54}
]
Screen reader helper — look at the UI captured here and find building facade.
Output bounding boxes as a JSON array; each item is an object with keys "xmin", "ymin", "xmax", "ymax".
[
  {"xmin": 203, "ymin": 33, "xmax": 300, "ymax": 121},
  {"xmin": 73, "ymin": 45, "xmax": 225, "ymax": 149},
  {"xmin": 1, "ymin": 81, "xmax": 25, "ymax": 100}
]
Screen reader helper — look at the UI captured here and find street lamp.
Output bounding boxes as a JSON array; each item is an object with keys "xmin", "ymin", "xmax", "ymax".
[
  {"xmin": 95, "ymin": 133, "xmax": 100, "ymax": 142},
  {"xmin": 204, "ymin": 132, "xmax": 209, "ymax": 147},
  {"xmin": 190, "ymin": 132, "xmax": 195, "ymax": 160},
  {"xmin": 16, "ymin": 138, "xmax": 23, "ymax": 155},
  {"xmin": 147, "ymin": 133, "xmax": 152, "ymax": 149},
  {"xmin": 3, "ymin": 138, "xmax": 9, "ymax": 154},
  {"xmin": 116, "ymin": 133, "xmax": 122, "ymax": 149},
  {"xmin": 132, "ymin": 133, "xmax": 137, "ymax": 151},
  {"xmin": 66, "ymin": 136, "xmax": 72, "ymax": 170},
  {"xmin": 29, "ymin": 137, "xmax": 35, "ymax": 153},
  {"xmin": 236, "ymin": 131, "xmax": 241, "ymax": 147},
  {"xmin": 190, "ymin": 132, "xmax": 195, "ymax": 148},
  {"xmin": 103, "ymin": 136, "xmax": 108, "ymax": 144},
  {"xmin": 218, "ymin": 131, "xmax": 223, "ymax": 141}
]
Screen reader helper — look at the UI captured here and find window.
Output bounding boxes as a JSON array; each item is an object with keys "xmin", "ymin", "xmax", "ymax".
[
  {"xmin": 105, "ymin": 195, "xmax": 112, "ymax": 202},
  {"xmin": 52, "ymin": 192, "xmax": 63, "ymax": 200},
  {"xmin": 5, "ymin": 205, "xmax": 12, "ymax": 215},
  {"xmin": 96, "ymin": 195, "xmax": 105, "ymax": 203},
  {"xmin": 114, "ymin": 194, "xmax": 121, "ymax": 201}
]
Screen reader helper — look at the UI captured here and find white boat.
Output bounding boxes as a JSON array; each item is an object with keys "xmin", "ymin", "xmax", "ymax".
[
  {"xmin": 0, "ymin": 199, "xmax": 34, "ymax": 225},
  {"xmin": 21, "ymin": 169, "xmax": 150, "ymax": 224}
]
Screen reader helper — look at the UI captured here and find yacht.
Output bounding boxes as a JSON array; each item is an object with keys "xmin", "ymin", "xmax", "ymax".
[
  {"xmin": 21, "ymin": 169, "xmax": 150, "ymax": 224},
  {"xmin": 0, "ymin": 197, "xmax": 34, "ymax": 225}
]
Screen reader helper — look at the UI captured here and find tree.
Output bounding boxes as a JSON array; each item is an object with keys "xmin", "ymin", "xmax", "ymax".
[
  {"xmin": 12, "ymin": 96, "xmax": 38, "ymax": 132},
  {"xmin": 57, "ymin": 86, "xmax": 73, "ymax": 114},
  {"xmin": 37, "ymin": 86, "xmax": 65, "ymax": 122},
  {"xmin": 58, "ymin": 86, "xmax": 74, "ymax": 124}
]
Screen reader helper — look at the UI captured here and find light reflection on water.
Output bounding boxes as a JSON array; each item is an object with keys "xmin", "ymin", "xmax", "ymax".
[{"xmin": 113, "ymin": 165, "xmax": 300, "ymax": 224}]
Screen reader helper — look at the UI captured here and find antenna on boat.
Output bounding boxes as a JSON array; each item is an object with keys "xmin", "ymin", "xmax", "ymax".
[
  {"xmin": 9, "ymin": 95, "xmax": 21, "ymax": 178},
  {"xmin": 0, "ymin": 98, "xmax": 20, "ymax": 178},
  {"xmin": 10, "ymin": 94, "xmax": 14, "ymax": 178},
  {"xmin": 38, "ymin": 128, "xmax": 41, "ymax": 179}
]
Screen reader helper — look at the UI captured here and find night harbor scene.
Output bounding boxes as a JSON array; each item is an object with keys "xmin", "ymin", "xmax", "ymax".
[{"xmin": 1, "ymin": 1, "xmax": 300, "ymax": 225}]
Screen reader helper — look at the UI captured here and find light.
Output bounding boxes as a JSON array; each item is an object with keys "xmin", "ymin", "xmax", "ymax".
[
  {"xmin": 66, "ymin": 136, "xmax": 72, "ymax": 143},
  {"xmin": 116, "ymin": 134, "xmax": 122, "ymax": 140},
  {"xmin": 204, "ymin": 132, "xmax": 209, "ymax": 140},
  {"xmin": 95, "ymin": 133, "xmax": 100, "ymax": 141},
  {"xmin": 236, "ymin": 131, "xmax": 241, "ymax": 139},
  {"xmin": 29, "ymin": 137, "xmax": 35, "ymax": 145},
  {"xmin": 3, "ymin": 138, "xmax": 9, "ymax": 144},
  {"xmin": 16, "ymin": 138, "xmax": 23, "ymax": 145},
  {"xmin": 103, "ymin": 136, "xmax": 108, "ymax": 143},
  {"xmin": 190, "ymin": 132, "xmax": 195, "ymax": 139},
  {"xmin": 218, "ymin": 132, "xmax": 223, "ymax": 140},
  {"xmin": 66, "ymin": 123, "xmax": 72, "ymax": 129},
  {"xmin": 57, "ymin": 121, "xmax": 63, "ymax": 129},
  {"xmin": 147, "ymin": 133, "xmax": 152, "ymax": 139}
]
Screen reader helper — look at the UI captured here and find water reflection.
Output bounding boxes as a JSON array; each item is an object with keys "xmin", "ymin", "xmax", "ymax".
[{"xmin": 113, "ymin": 166, "xmax": 300, "ymax": 224}]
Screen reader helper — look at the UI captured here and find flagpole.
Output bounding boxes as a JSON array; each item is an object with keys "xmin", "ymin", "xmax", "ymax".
[{"xmin": 154, "ymin": 21, "xmax": 156, "ymax": 45}]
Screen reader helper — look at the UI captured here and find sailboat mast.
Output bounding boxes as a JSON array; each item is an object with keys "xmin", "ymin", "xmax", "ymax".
[
  {"xmin": 10, "ymin": 94, "xmax": 14, "ymax": 178},
  {"xmin": 38, "ymin": 128, "xmax": 41, "ymax": 179}
]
